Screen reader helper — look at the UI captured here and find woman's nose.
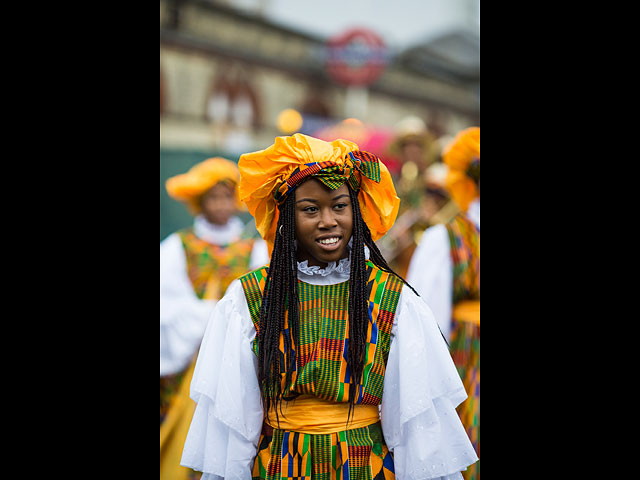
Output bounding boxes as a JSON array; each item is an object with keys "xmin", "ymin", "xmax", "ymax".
[{"xmin": 318, "ymin": 208, "xmax": 338, "ymax": 229}]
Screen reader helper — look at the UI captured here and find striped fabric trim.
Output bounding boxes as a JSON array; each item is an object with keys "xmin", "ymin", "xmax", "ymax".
[
  {"xmin": 348, "ymin": 150, "xmax": 381, "ymax": 183},
  {"xmin": 272, "ymin": 150, "xmax": 383, "ymax": 206},
  {"xmin": 239, "ymin": 265, "xmax": 269, "ymax": 330},
  {"xmin": 239, "ymin": 265, "xmax": 268, "ymax": 356},
  {"xmin": 445, "ymin": 214, "xmax": 480, "ymax": 304}
]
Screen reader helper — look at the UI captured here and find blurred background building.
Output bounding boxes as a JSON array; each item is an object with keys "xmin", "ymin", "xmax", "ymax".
[{"xmin": 160, "ymin": 0, "xmax": 480, "ymax": 249}]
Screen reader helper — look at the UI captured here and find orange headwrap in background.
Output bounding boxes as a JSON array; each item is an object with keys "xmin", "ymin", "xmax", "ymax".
[
  {"xmin": 238, "ymin": 133, "xmax": 400, "ymax": 252},
  {"xmin": 165, "ymin": 157, "xmax": 242, "ymax": 215},
  {"xmin": 442, "ymin": 127, "xmax": 480, "ymax": 212}
]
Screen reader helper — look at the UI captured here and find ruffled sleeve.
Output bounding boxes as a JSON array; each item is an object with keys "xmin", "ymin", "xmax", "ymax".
[
  {"xmin": 180, "ymin": 279, "xmax": 263, "ymax": 480},
  {"xmin": 160, "ymin": 233, "xmax": 217, "ymax": 376},
  {"xmin": 381, "ymin": 285, "xmax": 478, "ymax": 480}
]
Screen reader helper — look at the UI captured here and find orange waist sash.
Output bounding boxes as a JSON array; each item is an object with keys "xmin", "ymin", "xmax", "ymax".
[
  {"xmin": 452, "ymin": 300, "xmax": 480, "ymax": 326},
  {"xmin": 265, "ymin": 395, "xmax": 380, "ymax": 434}
]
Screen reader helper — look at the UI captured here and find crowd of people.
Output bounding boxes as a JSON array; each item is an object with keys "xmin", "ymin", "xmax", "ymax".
[{"xmin": 160, "ymin": 124, "xmax": 480, "ymax": 480}]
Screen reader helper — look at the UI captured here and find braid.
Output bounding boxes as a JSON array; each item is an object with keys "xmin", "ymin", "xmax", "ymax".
[
  {"xmin": 257, "ymin": 194, "xmax": 299, "ymax": 424},
  {"xmin": 345, "ymin": 186, "xmax": 368, "ymax": 421}
]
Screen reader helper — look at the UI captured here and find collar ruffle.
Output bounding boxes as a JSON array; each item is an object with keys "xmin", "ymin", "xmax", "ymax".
[
  {"xmin": 193, "ymin": 215, "xmax": 244, "ymax": 245},
  {"xmin": 296, "ymin": 240, "xmax": 370, "ymax": 277}
]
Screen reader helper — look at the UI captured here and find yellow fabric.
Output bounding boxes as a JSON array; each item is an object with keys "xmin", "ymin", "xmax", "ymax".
[
  {"xmin": 238, "ymin": 133, "xmax": 400, "ymax": 253},
  {"xmin": 265, "ymin": 395, "xmax": 380, "ymax": 434},
  {"xmin": 442, "ymin": 127, "xmax": 480, "ymax": 212},
  {"xmin": 160, "ymin": 360, "xmax": 197, "ymax": 480},
  {"xmin": 166, "ymin": 157, "xmax": 243, "ymax": 214},
  {"xmin": 452, "ymin": 300, "xmax": 480, "ymax": 326}
]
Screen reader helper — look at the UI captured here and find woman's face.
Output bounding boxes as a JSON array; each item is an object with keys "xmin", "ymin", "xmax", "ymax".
[
  {"xmin": 294, "ymin": 179, "xmax": 353, "ymax": 268},
  {"xmin": 199, "ymin": 182, "xmax": 236, "ymax": 225}
]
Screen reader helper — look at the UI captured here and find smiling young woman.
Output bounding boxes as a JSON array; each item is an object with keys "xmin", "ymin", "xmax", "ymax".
[{"xmin": 179, "ymin": 134, "xmax": 478, "ymax": 480}]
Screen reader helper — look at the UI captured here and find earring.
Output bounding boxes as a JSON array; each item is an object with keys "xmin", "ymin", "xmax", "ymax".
[{"xmin": 279, "ymin": 225, "xmax": 284, "ymax": 236}]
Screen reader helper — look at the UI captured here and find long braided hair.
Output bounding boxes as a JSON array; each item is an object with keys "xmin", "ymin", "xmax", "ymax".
[{"xmin": 256, "ymin": 181, "xmax": 418, "ymax": 424}]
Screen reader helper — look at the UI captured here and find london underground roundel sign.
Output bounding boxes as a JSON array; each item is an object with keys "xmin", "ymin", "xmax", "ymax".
[{"xmin": 325, "ymin": 28, "xmax": 388, "ymax": 86}]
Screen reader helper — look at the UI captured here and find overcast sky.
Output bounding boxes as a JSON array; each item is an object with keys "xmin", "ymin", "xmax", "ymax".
[{"xmin": 232, "ymin": 0, "xmax": 479, "ymax": 51}]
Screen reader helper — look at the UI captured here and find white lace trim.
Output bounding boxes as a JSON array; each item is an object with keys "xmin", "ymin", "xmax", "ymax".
[
  {"xmin": 296, "ymin": 240, "xmax": 370, "ymax": 277},
  {"xmin": 193, "ymin": 215, "xmax": 245, "ymax": 245},
  {"xmin": 297, "ymin": 257, "xmax": 351, "ymax": 277}
]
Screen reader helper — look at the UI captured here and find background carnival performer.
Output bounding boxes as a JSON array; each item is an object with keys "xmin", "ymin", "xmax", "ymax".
[
  {"xmin": 380, "ymin": 118, "xmax": 459, "ymax": 278},
  {"xmin": 160, "ymin": 157, "xmax": 269, "ymax": 480},
  {"xmin": 406, "ymin": 127, "xmax": 480, "ymax": 480},
  {"xmin": 180, "ymin": 134, "xmax": 477, "ymax": 479}
]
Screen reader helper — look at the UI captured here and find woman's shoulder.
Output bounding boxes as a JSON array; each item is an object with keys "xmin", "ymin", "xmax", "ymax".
[
  {"xmin": 365, "ymin": 261, "xmax": 405, "ymax": 290},
  {"xmin": 238, "ymin": 264, "xmax": 269, "ymax": 285}
]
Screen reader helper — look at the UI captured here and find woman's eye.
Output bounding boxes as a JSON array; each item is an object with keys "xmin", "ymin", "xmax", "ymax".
[
  {"xmin": 303, "ymin": 206, "xmax": 318, "ymax": 212},
  {"xmin": 334, "ymin": 203, "xmax": 348, "ymax": 210}
]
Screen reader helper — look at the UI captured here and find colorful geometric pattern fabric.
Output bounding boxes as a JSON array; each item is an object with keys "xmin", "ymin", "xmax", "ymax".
[
  {"xmin": 239, "ymin": 260, "xmax": 402, "ymax": 403},
  {"xmin": 273, "ymin": 150, "xmax": 383, "ymax": 206},
  {"xmin": 239, "ymin": 261, "xmax": 403, "ymax": 479},
  {"xmin": 239, "ymin": 266, "xmax": 268, "ymax": 357},
  {"xmin": 446, "ymin": 213, "xmax": 480, "ymax": 480},
  {"xmin": 251, "ymin": 422, "xmax": 395, "ymax": 480},
  {"xmin": 178, "ymin": 227, "xmax": 255, "ymax": 300},
  {"xmin": 449, "ymin": 318, "xmax": 479, "ymax": 480},
  {"xmin": 348, "ymin": 151, "xmax": 382, "ymax": 183},
  {"xmin": 445, "ymin": 214, "xmax": 480, "ymax": 304}
]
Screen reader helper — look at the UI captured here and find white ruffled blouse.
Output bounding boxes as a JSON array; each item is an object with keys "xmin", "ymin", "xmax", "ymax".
[
  {"xmin": 181, "ymin": 245, "xmax": 478, "ymax": 480},
  {"xmin": 160, "ymin": 215, "xmax": 269, "ymax": 377}
]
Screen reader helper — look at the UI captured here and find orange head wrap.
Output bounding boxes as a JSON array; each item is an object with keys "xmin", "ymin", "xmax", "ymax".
[
  {"xmin": 165, "ymin": 157, "xmax": 242, "ymax": 215},
  {"xmin": 442, "ymin": 127, "xmax": 480, "ymax": 212},
  {"xmin": 238, "ymin": 133, "xmax": 400, "ymax": 252}
]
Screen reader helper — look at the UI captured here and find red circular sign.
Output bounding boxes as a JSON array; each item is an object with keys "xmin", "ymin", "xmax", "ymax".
[{"xmin": 325, "ymin": 28, "xmax": 388, "ymax": 86}]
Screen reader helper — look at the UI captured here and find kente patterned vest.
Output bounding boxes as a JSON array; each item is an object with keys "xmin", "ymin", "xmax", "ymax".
[
  {"xmin": 178, "ymin": 227, "xmax": 256, "ymax": 300},
  {"xmin": 239, "ymin": 260, "xmax": 403, "ymax": 406}
]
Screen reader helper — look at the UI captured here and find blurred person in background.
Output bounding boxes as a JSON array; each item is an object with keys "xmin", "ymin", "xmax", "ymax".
[
  {"xmin": 389, "ymin": 115, "xmax": 436, "ymax": 210},
  {"xmin": 160, "ymin": 157, "xmax": 269, "ymax": 480},
  {"xmin": 421, "ymin": 161, "xmax": 458, "ymax": 227},
  {"xmin": 406, "ymin": 127, "xmax": 480, "ymax": 480},
  {"xmin": 180, "ymin": 134, "xmax": 478, "ymax": 480},
  {"xmin": 380, "ymin": 119, "xmax": 458, "ymax": 277}
]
